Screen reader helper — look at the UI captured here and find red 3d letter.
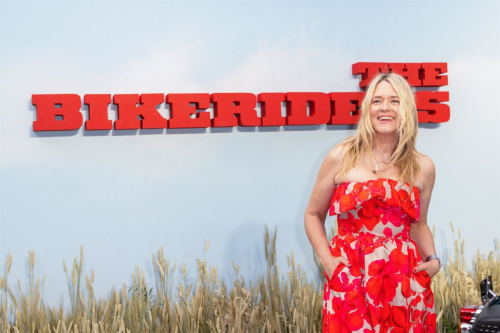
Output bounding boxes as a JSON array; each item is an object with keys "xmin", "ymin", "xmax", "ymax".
[
  {"xmin": 352, "ymin": 63, "xmax": 389, "ymax": 89},
  {"xmin": 388, "ymin": 63, "xmax": 422, "ymax": 87},
  {"xmin": 166, "ymin": 94, "xmax": 211, "ymax": 128},
  {"xmin": 421, "ymin": 63, "xmax": 448, "ymax": 87},
  {"xmin": 114, "ymin": 94, "xmax": 167, "ymax": 130},
  {"xmin": 84, "ymin": 94, "xmax": 112, "ymax": 130},
  {"xmin": 257, "ymin": 93, "xmax": 286, "ymax": 126},
  {"xmin": 328, "ymin": 92, "xmax": 365, "ymax": 125},
  {"xmin": 286, "ymin": 93, "xmax": 330, "ymax": 125},
  {"xmin": 32, "ymin": 94, "xmax": 83, "ymax": 131},
  {"xmin": 211, "ymin": 93, "xmax": 260, "ymax": 127},
  {"xmin": 416, "ymin": 91, "xmax": 450, "ymax": 123}
]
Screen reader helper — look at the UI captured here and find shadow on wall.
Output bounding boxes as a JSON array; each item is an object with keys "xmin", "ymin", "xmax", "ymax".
[{"xmin": 223, "ymin": 222, "xmax": 267, "ymax": 282}]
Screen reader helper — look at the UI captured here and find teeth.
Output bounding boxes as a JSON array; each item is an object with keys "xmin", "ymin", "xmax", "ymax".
[{"xmin": 379, "ymin": 117, "xmax": 394, "ymax": 120}]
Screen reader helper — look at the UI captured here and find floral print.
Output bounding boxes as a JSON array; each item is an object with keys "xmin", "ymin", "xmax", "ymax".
[{"xmin": 323, "ymin": 178, "xmax": 436, "ymax": 333}]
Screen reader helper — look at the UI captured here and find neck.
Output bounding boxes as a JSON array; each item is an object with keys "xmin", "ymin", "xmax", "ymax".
[{"xmin": 372, "ymin": 133, "xmax": 398, "ymax": 161}]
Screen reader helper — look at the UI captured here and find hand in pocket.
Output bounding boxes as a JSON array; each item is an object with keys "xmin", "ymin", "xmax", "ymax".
[
  {"xmin": 323, "ymin": 255, "xmax": 351, "ymax": 281},
  {"xmin": 413, "ymin": 259, "xmax": 440, "ymax": 278}
]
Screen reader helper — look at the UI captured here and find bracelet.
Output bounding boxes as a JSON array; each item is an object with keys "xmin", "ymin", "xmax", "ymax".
[{"xmin": 424, "ymin": 254, "xmax": 442, "ymax": 268}]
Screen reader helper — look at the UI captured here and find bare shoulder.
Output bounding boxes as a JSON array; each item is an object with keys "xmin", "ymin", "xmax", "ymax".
[
  {"xmin": 321, "ymin": 143, "xmax": 349, "ymax": 185},
  {"xmin": 326, "ymin": 143, "xmax": 348, "ymax": 164},
  {"xmin": 416, "ymin": 153, "xmax": 436, "ymax": 192}
]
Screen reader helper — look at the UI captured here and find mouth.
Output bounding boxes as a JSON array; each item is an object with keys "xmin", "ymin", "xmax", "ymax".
[{"xmin": 377, "ymin": 116, "xmax": 395, "ymax": 123}]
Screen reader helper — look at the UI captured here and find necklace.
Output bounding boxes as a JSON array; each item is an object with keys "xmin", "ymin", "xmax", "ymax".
[{"xmin": 370, "ymin": 151, "xmax": 391, "ymax": 174}]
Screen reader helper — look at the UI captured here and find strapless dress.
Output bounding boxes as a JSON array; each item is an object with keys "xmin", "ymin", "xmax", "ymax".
[{"xmin": 323, "ymin": 178, "xmax": 436, "ymax": 333}]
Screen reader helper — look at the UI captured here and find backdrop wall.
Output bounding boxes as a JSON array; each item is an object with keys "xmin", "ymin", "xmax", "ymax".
[{"xmin": 1, "ymin": 0, "xmax": 499, "ymax": 306}]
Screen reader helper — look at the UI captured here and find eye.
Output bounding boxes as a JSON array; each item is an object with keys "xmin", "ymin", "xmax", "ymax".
[
  {"xmin": 392, "ymin": 100, "xmax": 399, "ymax": 104},
  {"xmin": 372, "ymin": 100, "xmax": 381, "ymax": 104}
]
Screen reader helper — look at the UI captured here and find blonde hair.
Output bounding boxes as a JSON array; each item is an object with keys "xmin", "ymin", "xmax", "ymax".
[{"xmin": 338, "ymin": 72, "xmax": 423, "ymax": 189}]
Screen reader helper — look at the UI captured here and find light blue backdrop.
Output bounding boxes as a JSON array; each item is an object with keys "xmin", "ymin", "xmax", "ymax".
[{"xmin": 1, "ymin": 0, "xmax": 499, "ymax": 306}]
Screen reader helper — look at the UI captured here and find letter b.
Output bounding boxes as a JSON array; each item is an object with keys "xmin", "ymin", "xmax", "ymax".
[{"xmin": 32, "ymin": 94, "xmax": 83, "ymax": 131}]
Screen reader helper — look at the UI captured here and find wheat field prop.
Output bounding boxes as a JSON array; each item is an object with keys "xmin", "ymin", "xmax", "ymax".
[{"xmin": 0, "ymin": 223, "xmax": 498, "ymax": 333}]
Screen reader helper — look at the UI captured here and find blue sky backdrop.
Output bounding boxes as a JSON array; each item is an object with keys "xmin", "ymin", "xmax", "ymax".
[{"xmin": 1, "ymin": 0, "xmax": 499, "ymax": 305}]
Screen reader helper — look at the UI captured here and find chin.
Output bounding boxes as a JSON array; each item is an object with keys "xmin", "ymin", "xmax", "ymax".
[{"xmin": 374, "ymin": 128, "xmax": 397, "ymax": 135}]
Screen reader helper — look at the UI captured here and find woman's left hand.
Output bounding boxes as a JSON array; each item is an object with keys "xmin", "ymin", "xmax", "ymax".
[{"xmin": 413, "ymin": 259, "xmax": 441, "ymax": 278}]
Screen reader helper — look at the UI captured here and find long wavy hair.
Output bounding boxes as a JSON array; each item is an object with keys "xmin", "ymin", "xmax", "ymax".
[{"xmin": 338, "ymin": 72, "xmax": 423, "ymax": 190}]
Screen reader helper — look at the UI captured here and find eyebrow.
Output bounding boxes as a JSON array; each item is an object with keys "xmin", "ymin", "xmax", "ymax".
[{"xmin": 373, "ymin": 95, "xmax": 399, "ymax": 99}]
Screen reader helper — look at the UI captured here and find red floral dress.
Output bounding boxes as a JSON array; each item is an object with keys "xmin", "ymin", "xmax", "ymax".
[{"xmin": 323, "ymin": 178, "xmax": 436, "ymax": 333}]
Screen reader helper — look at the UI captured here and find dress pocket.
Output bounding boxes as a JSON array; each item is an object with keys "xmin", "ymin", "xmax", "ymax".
[
  {"xmin": 421, "ymin": 270, "xmax": 432, "ymax": 282},
  {"xmin": 333, "ymin": 262, "xmax": 346, "ymax": 277},
  {"xmin": 415, "ymin": 270, "xmax": 432, "ymax": 289},
  {"xmin": 328, "ymin": 262, "xmax": 350, "ymax": 292},
  {"xmin": 324, "ymin": 262, "xmax": 345, "ymax": 282}
]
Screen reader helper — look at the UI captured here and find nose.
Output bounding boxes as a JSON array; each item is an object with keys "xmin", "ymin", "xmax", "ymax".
[{"xmin": 381, "ymin": 99, "xmax": 389, "ymax": 110}]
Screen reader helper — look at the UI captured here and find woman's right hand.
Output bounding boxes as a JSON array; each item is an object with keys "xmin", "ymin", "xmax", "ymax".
[{"xmin": 322, "ymin": 255, "xmax": 351, "ymax": 281}]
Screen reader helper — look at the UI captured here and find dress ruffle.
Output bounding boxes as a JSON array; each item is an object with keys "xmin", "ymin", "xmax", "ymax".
[{"xmin": 329, "ymin": 178, "xmax": 420, "ymax": 222}]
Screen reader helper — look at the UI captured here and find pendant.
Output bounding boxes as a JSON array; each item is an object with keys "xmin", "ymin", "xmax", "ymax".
[{"xmin": 374, "ymin": 163, "xmax": 379, "ymax": 171}]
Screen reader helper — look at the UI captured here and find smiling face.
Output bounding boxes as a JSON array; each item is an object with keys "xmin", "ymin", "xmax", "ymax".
[{"xmin": 369, "ymin": 80, "xmax": 400, "ymax": 135}]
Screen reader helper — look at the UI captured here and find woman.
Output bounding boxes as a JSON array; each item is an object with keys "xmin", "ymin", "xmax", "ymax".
[{"xmin": 304, "ymin": 72, "xmax": 439, "ymax": 333}]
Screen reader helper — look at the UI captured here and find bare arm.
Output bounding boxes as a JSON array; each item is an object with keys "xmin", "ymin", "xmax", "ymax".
[
  {"xmin": 410, "ymin": 155, "xmax": 440, "ymax": 277},
  {"xmin": 304, "ymin": 145, "xmax": 350, "ymax": 279}
]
